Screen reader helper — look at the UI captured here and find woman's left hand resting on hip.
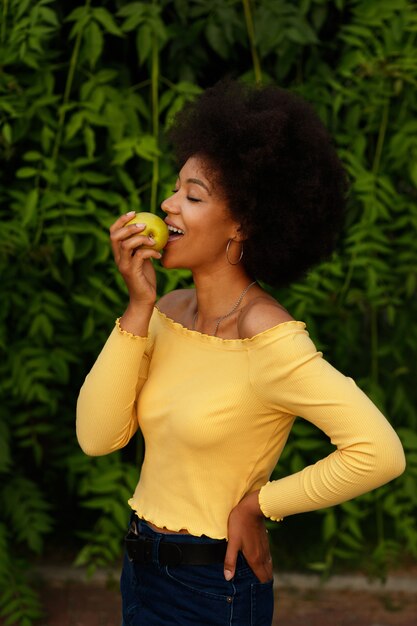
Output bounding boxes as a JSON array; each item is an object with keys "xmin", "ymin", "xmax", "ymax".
[{"xmin": 224, "ymin": 490, "xmax": 273, "ymax": 583}]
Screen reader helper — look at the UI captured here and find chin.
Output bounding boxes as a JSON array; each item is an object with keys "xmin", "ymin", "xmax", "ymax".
[{"xmin": 161, "ymin": 253, "xmax": 184, "ymax": 270}]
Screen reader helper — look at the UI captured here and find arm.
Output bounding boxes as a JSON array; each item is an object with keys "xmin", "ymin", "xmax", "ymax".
[
  {"xmin": 224, "ymin": 311, "xmax": 405, "ymax": 583},
  {"xmin": 224, "ymin": 489, "xmax": 271, "ymax": 583},
  {"xmin": 225, "ymin": 324, "xmax": 405, "ymax": 582},
  {"xmin": 76, "ymin": 319, "xmax": 151, "ymax": 456},
  {"xmin": 250, "ymin": 326, "xmax": 406, "ymax": 520},
  {"xmin": 76, "ymin": 211, "xmax": 161, "ymax": 456}
]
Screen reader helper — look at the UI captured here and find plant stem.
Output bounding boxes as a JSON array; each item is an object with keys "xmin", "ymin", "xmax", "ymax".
[
  {"xmin": 370, "ymin": 304, "xmax": 378, "ymax": 384},
  {"xmin": 340, "ymin": 102, "xmax": 390, "ymax": 304},
  {"xmin": 150, "ymin": 28, "xmax": 159, "ymax": 214},
  {"xmin": 372, "ymin": 101, "xmax": 389, "ymax": 176},
  {"xmin": 129, "ymin": 78, "xmax": 151, "ymax": 92},
  {"xmin": 35, "ymin": 0, "xmax": 90, "ymax": 247},
  {"xmin": 366, "ymin": 102, "xmax": 389, "ymax": 386},
  {"xmin": 242, "ymin": 0, "xmax": 262, "ymax": 84},
  {"xmin": 52, "ymin": 0, "xmax": 91, "ymax": 164},
  {"xmin": 375, "ymin": 490, "xmax": 385, "ymax": 560},
  {"xmin": 1, "ymin": 0, "xmax": 8, "ymax": 44}
]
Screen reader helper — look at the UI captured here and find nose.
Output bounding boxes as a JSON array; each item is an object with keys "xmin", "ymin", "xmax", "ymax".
[{"xmin": 161, "ymin": 193, "xmax": 180, "ymax": 215}]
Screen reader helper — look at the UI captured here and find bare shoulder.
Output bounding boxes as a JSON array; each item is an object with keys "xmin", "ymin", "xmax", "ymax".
[
  {"xmin": 156, "ymin": 289, "xmax": 194, "ymax": 321},
  {"xmin": 238, "ymin": 296, "xmax": 294, "ymax": 339}
]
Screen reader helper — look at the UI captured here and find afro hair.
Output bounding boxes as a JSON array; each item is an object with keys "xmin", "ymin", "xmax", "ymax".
[{"xmin": 168, "ymin": 79, "xmax": 348, "ymax": 287}]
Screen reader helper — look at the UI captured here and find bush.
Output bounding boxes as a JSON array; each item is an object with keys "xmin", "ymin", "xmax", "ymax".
[{"xmin": 1, "ymin": 1, "xmax": 416, "ymax": 622}]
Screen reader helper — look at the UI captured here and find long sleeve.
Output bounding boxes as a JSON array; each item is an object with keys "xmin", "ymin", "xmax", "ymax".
[
  {"xmin": 248, "ymin": 325, "xmax": 406, "ymax": 521},
  {"xmin": 76, "ymin": 320, "xmax": 151, "ymax": 456}
]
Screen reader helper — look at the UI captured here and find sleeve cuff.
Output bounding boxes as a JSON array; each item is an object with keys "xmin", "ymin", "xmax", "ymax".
[
  {"xmin": 259, "ymin": 482, "xmax": 284, "ymax": 522},
  {"xmin": 115, "ymin": 317, "xmax": 148, "ymax": 339}
]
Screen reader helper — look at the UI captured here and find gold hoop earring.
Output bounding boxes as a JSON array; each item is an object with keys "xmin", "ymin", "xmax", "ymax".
[{"xmin": 226, "ymin": 239, "xmax": 243, "ymax": 265}]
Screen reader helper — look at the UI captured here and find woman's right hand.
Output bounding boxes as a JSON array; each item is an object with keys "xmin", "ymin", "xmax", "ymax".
[{"xmin": 110, "ymin": 211, "xmax": 162, "ymax": 308}]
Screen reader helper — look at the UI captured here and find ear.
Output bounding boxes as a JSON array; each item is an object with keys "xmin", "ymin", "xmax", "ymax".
[{"xmin": 231, "ymin": 224, "xmax": 247, "ymax": 243}]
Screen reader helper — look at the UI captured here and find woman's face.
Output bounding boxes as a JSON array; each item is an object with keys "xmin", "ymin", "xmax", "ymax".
[{"xmin": 161, "ymin": 155, "xmax": 241, "ymax": 272}]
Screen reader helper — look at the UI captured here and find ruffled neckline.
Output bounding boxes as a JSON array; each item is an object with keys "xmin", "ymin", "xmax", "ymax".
[{"xmin": 154, "ymin": 307, "xmax": 306, "ymax": 348}]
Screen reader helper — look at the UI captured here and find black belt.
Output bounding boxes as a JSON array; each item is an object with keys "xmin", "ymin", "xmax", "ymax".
[{"xmin": 125, "ymin": 530, "xmax": 227, "ymax": 566}]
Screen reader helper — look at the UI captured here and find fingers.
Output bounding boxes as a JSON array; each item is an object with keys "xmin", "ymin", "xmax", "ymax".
[
  {"xmin": 109, "ymin": 211, "xmax": 139, "ymax": 257},
  {"xmin": 254, "ymin": 558, "xmax": 273, "ymax": 584},
  {"xmin": 226, "ymin": 494, "xmax": 273, "ymax": 584},
  {"xmin": 223, "ymin": 536, "xmax": 239, "ymax": 581},
  {"xmin": 243, "ymin": 530, "xmax": 273, "ymax": 584},
  {"xmin": 109, "ymin": 210, "xmax": 137, "ymax": 232},
  {"xmin": 110, "ymin": 212, "xmax": 159, "ymax": 263},
  {"xmin": 225, "ymin": 543, "xmax": 273, "ymax": 584},
  {"xmin": 118, "ymin": 232, "xmax": 159, "ymax": 259},
  {"xmin": 243, "ymin": 553, "xmax": 273, "ymax": 584}
]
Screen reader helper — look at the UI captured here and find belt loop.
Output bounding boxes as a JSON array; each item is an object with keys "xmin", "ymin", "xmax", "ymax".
[{"xmin": 152, "ymin": 532, "xmax": 162, "ymax": 567}]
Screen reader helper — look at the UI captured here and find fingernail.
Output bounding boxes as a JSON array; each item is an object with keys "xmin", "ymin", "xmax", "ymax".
[
  {"xmin": 148, "ymin": 237, "xmax": 155, "ymax": 243},
  {"xmin": 224, "ymin": 570, "xmax": 233, "ymax": 581},
  {"xmin": 126, "ymin": 210, "xmax": 135, "ymax": 216},
  {"xmin": 135, "ymin": 223, "xmax": 146, "ymax": 228}
]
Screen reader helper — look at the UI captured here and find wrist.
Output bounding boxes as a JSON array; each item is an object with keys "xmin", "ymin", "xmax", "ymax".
[
  {"xmin": 127, "ymin": 299, "xmax": 155, "ymax": 315},
  {"xmin": 238, "ymin": 490, "xmax": 263, "ymax": 519},
  {"xmin": 119, "ymin": 302, "xmax": 154, "ymax": 336}
]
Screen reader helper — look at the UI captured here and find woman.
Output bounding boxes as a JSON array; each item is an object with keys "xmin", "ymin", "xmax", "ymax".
[{"xmin": 76, "ymin": 80, "xmax": 406, "ymax": 626}]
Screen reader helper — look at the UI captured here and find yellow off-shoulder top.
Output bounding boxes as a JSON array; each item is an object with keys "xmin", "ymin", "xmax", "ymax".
[{"xmin": 76, "ymin": 307, "xmax": 405, "ymax": 539}]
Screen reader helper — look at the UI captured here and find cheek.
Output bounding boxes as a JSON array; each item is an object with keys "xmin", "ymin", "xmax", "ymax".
[
  {"xmin": 160, "ymin": 251, "xmax": 175, "ymax": 268},
  {"xmin": 160, "ymin": 244, "xmax": 187, "ymax": 269}
]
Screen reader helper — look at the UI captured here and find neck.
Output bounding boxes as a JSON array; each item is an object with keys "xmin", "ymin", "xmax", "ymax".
[{"xmin": 192, "ymin": 266, "xmax": 256, "ymax": 330}]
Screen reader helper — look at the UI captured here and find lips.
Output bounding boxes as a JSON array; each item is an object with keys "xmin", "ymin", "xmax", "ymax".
[
  {"xmin": 166, "ymin": 223, "xmax": 185, "ymax": 243},
  {"xmin": 167, "ymin": 225, "xmax": 185, "ymax": 235}
]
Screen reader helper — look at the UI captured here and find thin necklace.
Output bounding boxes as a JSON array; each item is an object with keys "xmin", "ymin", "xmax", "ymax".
[{"xmin": 192, "ymin": 281, "xmax": 257, "ymax": 337}]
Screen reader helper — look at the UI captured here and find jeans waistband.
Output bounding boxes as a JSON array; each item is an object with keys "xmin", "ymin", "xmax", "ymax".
[
  {"xmin": 126, "ymin": 514, "xmax": 228, "ymax": 566},
  {"xmin": 131, "ymin": 513, "xmax": 226, "ymax": 545}
]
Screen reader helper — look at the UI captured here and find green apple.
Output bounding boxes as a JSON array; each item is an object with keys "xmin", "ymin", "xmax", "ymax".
[{"xmin": 125, "ymin": 212, "xmax": 169, "ymax": 251}]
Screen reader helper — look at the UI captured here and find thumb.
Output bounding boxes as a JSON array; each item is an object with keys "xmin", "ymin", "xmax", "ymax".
[{"xmin": 224, "ymin": 539, "xmax": 239, "ymax": 581}]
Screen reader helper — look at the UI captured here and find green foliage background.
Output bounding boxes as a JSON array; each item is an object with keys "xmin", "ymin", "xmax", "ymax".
[{"xmin": 1, "ymin": 0, "xmax": 417, "ymax": 623}]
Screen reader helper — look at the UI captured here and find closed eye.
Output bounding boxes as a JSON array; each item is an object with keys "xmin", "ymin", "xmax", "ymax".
[{"xmin": 171, "ymin": 189, "xmax": 201, "ymax": 202}]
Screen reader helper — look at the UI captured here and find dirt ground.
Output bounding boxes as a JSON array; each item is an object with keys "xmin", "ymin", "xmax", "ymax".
[
  {"xmin": 275, "ymin": 586, "xmax": 417, "ymax": 626},
  {"xmin": 27, "ymin": 577, "xmax": 417, "ymax": 626}
]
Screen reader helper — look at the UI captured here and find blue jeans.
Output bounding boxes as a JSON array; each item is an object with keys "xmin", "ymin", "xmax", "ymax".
[{"xmin": 120, "ymin": 518, "xmax": 274, "ymax": 625}]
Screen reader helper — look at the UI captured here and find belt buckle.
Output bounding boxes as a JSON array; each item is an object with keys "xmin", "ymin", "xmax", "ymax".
[{"xmin": 125, "ymin": 532, "xmax": 154, "ymax": 564}]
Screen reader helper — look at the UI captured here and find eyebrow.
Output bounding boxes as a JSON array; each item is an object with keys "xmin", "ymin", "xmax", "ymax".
[{"xmin": 186, "ymin": 177, "xmax": 211, "ymax": 194}]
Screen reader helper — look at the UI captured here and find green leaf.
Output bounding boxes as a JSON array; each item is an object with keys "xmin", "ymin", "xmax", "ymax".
[
  {"xmin": 84, "ymin": 125, "xmax": 96, "ymax": 159},
  {"xmin": 66, "ymin": 6, "xmax": 88, "ymax": 23},
  {"xmin": 39, "ymin": 6, "xmax": 59, "ymax": 27},
  {"xmin": 66, "ymin": 112, "xmax": 85, "ymax": 141},
  {"xmin": 41, "ymin": 125, "xmax": 54, "ymax": 152},
  {"xmin": 23, "ymin": 151, "xmax": 42, "ymax": 162},
  {"xmin": 136, "ymin": 23, "xmax": 152, "ymax": 65},
  {"xmin": 398, "ymin": 428, "xmax": 417, "ymax": 450},
  {"xmin": 62, "ymin": 234, "xmax": 75, "ymax": 264},
  {"xmin": 16, "ymin": 167, "xmax": 38, "ymax": 179},
  {"xmin": 0, "ymin": 422, "xmax": 11, "ymax": 472},
  {"xmin": 22, "ymin": 188, "xmax": 39, "ymax": 227},
  {"xmin": 82, "ymin": 315, "xmax": 95, "ymax": 340},
  {"xmin": 205, "ymin": 19, "xmax": 229, "ymax": 58},
  {"xmin": 118, "ymin": 3, "xmax": 146, "ymax": 32},
  {"xmin": 84, "ymin": 20, "xmax": 104, "ymax": 69},
  {"xmin": 81, "ymin": 171, "xmax": 110, "ymax": 184},
  {"xmin": 295, "ymin": 437, "xmax": 325, "ymax": 451},
  {"xmin": 410, "ymin": 162, "xmax": 417, "ymax": 188},
  {"xmin": 323, "ymin": 510, "xmax": 337, "ymax": 541},
  {"xmin": 93, "ymin": 8, "xmax": 123, "ymax": 36},
  {"xmin": 2, "ymin": 123, "xmax": 12, "ymax": 144}
]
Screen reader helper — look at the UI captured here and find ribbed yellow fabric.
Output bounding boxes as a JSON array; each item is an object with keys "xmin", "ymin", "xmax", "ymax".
[{"xmin": 76, "ymin": 308, "xmax": 405, "ymax": 539}]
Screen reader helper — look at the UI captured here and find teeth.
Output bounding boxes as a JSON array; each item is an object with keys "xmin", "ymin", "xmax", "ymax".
[{"xmin": 168, "ymin": 225, "xmax": 185, "ymax": 235}]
